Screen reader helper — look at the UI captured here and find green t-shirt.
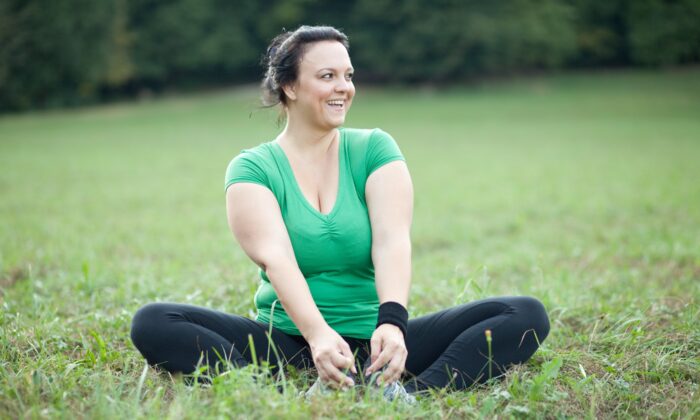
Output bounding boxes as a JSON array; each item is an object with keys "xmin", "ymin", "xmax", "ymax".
[{"xmin": 224, "ymin": 127, "xmax": 405, "ymax": 339}]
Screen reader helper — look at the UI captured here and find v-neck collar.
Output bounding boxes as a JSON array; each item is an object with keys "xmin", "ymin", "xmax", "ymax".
[{"xmin": 272, "ymin": 129, "xmax": 345, "ymax": 220}]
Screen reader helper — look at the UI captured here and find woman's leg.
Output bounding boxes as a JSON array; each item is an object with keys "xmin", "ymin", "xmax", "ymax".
[
  {"xmin": 403, "ymin": 296, "xmax": 550, "ymax": 392},
  {"xmin": 130, "ymin": 302, "xmax": 312, "ymax": 375}
]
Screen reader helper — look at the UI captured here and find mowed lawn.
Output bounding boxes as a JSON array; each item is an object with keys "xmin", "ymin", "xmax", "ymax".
[{"xmin": 1, "ymin": 68, "xmax": 698, "ymax": 418}]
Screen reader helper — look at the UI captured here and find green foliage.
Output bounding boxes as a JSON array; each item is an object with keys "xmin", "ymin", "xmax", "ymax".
[
  {"xmin": 571, "ymin": 0, "xmax": 700, "ymax": 67},
  {"xmin": 350, "ymin": 0, "xmax": 577, "ymax": 81},
  {"xmin": 0, "ymin": 69, "xmax": 699, "ymax": 417},
  {"xmin": 126, "ymin": 0, "xmax": 260, "ymax": 86},
  {"xmin": 569, "ymin": 0, "xmax": 628, "ymax": 66},
  {"xmin": 2, "ymin": 0, "xmax": 700, "ymax": 111},
  {"xmin": 0, "ymin": 0, "xmax": 113, "ymax": 110},
  {"xmin": 627, "ymin": 0, "xmax": 700, "ymax": 66}
]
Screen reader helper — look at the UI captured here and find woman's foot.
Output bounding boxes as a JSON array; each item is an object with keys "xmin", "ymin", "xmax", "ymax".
[
  {"xmin": 366, "ymin": 371, "xmax": 417, "ymax": 405},
  {"xmin": 302, "ymin": 372, "xmax": 356, "ymax": 400},
  {"xmin": 302, "ymin": 377, "xmax": 332, "ymax": 399},
  {"xmin": 303, "ymin": 369, "xmax": 417, "ymax": 405}
]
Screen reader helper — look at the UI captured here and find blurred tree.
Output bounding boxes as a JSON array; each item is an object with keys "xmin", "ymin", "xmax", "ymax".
[
  {"xmin": 569, "ymin": 0, "xmax": 628, "ymax": 66},
  {"xmin": 2, "ymin": 0, "xmax": 699, "ymax": 111},
  {"xmin": 349, "ymin": 0, "xmax": 577, "ymax": 82},
  {"xmin": 105, "ymin": 0, "xmax": 134, "ymax": 87},
  {"xmin": 626, "ymin": 0, "xmax": 700, "ymax": 66},
  {"xmin": 0, "ymin": 0, "xmax": 113, "ymax": 111},
  {"xmin": 126, "ymin": 0, "xmax": 260, "ymax": 90}
]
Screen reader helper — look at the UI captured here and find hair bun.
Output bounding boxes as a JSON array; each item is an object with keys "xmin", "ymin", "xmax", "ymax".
[
  {"xmin": 263, "ymin": 31, "xmax": 292, "ymax": 67},
  {"xmin": 266, "ymin": 45, "xmax": 277, "ymax": 63}
]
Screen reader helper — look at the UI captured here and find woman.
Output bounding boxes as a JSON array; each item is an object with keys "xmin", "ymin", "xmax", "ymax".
[{"xmin": 130, "ymin": 25, "xmax": 550, "ymax": 402}]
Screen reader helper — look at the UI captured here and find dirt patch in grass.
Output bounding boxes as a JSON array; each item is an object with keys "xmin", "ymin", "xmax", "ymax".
[{"xmin": 0, "ymin": 265, "xmax": 30, "ymax": 294}]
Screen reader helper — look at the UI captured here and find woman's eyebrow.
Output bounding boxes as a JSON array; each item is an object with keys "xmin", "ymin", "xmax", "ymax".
[{"xmin": 317, "ymin": 67, "xmax": 355, "ymax": 73}]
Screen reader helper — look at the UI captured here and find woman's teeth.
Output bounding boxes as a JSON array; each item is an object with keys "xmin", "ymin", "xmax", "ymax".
[{"xmin": 327, "ymin": 100, "xmax": 344, "ymax": 108}]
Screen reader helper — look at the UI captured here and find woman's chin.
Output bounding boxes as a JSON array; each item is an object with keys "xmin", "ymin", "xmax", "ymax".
[{"xmin": 321, "ymin": 116, "xmax": 346, "ymax": 129}]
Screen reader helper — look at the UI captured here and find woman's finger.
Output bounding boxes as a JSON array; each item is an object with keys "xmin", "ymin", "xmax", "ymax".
[
  {"xmin": 369, "ymin": 335, "xmax": 382, "ymax": 366},
  {"xmin": 338, "ymin": 342, "xmax": 357, "ymax": 374},
  {"xmin": 330, "ymin": 350, "xmax": 354, "ymax": 372},
  {"xmin": 381, "ymin": 351, "xmax": 406, "ymax": 383},
  {"xmin": 324, "ymin": 353, "xmax": 354, "ymax": 387},
  {"xmin": 319, "ymin": 361, "xmax": 352, "ymax": 388},
  {"xmin": 366, "ymin": 348, "xmax": 393, "ymax": 376}
]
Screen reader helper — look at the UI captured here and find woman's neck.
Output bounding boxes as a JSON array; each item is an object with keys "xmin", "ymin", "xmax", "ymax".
[{"xmin": 277, "ymin": 116, "xmax": 338, "ymax": 159}]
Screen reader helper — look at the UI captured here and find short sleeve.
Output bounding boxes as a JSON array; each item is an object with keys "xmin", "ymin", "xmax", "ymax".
[
  {"xmin": 224, "ymin": 152, "xmax": 269, "ymax": 191},
  {"xmin": 365, "ymin": 129, "xmax": 405, "ymax": 177}
]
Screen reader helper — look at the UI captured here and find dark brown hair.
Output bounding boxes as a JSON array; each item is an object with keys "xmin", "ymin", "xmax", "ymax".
[{"xmin": 261, "ymin": 25, "xmax": 349, "ymax": 107}]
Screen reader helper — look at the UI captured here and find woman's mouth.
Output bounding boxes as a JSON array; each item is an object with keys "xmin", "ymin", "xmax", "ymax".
[{"xmin": 326, "ymin": 99, "xmax": 345, "ymax": 112}]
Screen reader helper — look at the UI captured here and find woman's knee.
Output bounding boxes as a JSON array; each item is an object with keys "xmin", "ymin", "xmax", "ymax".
[
  {"xmin": 511, "ymin": 296, "xmax": 550, "ymax": 344},
  {"xmin": 130, "ymin": 302, "xmax": 170, "ymax": 351}
]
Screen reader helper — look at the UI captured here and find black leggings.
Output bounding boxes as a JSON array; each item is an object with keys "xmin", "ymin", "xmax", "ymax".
[{"xmin": 130, "ymin": 296, "xmax": 550, "ymax": 392}]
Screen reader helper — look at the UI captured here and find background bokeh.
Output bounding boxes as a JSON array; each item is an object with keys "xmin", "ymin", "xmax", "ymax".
[{"xmin": 1, "ymin": 0, "xmax": 700, "ymax": 112}]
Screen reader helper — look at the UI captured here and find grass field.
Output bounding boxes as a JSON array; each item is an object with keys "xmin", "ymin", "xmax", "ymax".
[{"xmin": 1, "ymin": 68, "xmax": 699, "ymax": 418}]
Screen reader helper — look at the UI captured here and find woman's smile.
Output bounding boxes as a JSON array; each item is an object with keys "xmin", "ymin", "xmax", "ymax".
[{"xmin": 326, "ymin": 99, "xmax": 347, "ymax": 113}]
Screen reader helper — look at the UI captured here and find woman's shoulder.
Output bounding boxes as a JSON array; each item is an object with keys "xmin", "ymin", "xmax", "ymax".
[
  {"xmin": 231, "ymin": 140, "xmax": 276, "ymax": 162},
  {"xmin": 341, "ymin": 127, "xmax": 398, "ymax": 156},
  {"xmin": 225, "ymin": 141, "xmax": 277, "ymax": 190},
  {"xmin": 341, "ymin": 127, "xmax": 404, "ymax": 187},
  {"xmin": 341, "ymin": 126, "xmax": 391, "ymax": 140}
]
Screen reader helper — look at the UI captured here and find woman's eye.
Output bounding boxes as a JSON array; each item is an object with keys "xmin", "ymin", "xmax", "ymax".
[
  {"xmin": 346, "ymin": 73, "xmax": 354, "ymax": 80},
  {"xmin": 321, "ymin": 73, "xmax": 333, "ymax": 79}
]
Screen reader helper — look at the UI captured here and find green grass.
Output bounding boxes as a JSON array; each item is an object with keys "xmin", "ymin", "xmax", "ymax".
[{"xmin": 1, "ymin": 67, "xmax": 699, "ymax": 418}]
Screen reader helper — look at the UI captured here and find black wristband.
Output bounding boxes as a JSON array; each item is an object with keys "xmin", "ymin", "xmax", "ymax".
[{"xmin": 376, "ymin": 301, "xmax": 409, "ymax": 338}]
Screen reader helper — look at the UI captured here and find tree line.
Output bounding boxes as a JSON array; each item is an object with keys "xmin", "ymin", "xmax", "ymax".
[{"xmin": 1, "ymin": 0, "xmax": 699, "ymax": 112}]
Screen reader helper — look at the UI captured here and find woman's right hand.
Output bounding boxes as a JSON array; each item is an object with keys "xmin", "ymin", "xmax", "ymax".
[{"xmin": 307, "ymin": 325, "xmax": 357, "ymax": 389}]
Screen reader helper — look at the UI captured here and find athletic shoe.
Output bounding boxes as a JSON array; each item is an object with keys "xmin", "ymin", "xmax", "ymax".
[
  {"xmin": 367, "ymin": 371, "xmax": 417, "ymax": 405},
  {"xmin": 303, "ymin": 371, "xmax": 417, "ymax": 405},
  {"xmin": 303, "ymin": 377, "xmax": 332, "ymax": 400},
  {"xmin": 302, "ymin": 374, "xmax": 356, "ymax": 400}
]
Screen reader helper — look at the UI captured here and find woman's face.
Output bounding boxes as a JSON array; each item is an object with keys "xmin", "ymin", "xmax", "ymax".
[{"xmin": 285, "ymin": 40, "xmax": 355, "ymax": 130}]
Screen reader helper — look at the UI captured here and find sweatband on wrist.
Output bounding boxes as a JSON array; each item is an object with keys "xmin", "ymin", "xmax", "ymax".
[{"xmin": 376, "ymin": 301, "xmax": 408, "ymax": 338}]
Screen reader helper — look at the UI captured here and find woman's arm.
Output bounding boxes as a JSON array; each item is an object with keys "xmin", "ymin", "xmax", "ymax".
[
  {"xmin": 367, "ymin": 160, "xmax": 414, "ymax": 306},
  {"xmin": 364, "ymin": 160, "xmax": 414, "ymax": 382},
  {"xmin": 226, "ymin": 183, "xmax": 356, "ymax": 387}
]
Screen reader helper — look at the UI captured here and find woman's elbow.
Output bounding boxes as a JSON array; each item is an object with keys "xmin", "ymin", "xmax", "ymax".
[{"xmin": 256, "ymin": 250, "xmax": 295, "ymax": 276}]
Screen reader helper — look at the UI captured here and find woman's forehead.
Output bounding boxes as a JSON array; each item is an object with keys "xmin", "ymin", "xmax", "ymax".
[{"xmin": 300, "ymin": 41, "xmax": 352, "ymax": 71}]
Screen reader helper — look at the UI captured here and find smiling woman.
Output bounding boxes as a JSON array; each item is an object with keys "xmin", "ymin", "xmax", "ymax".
[{"xmin": 129, "ymin": 25, "xmax": 550, "ymax": 403}]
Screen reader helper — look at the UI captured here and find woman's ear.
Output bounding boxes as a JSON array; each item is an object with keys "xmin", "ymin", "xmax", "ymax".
[{"xmin": 282, "ymin": 83, "xmax": 297, "ymax": 102}]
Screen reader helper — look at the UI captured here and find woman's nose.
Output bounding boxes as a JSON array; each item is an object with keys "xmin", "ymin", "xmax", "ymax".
[{"xmin": 335, "ymin": 78, "xmax": 350, "ymax": 92}]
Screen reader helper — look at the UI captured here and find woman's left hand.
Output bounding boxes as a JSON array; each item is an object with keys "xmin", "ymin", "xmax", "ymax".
[{"xmin": 364, "ymin": 323, "xmax": 407, "ymax": 384}]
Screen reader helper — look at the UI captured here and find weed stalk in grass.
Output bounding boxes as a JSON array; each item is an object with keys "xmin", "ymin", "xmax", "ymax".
[
  {"xmin": 135, "ymin": 362, "xmax": 148, "ymax": 403},
  {"xmin": 264, "ymin": 330, "xmax": 288, "ymax": 394},
  {"xmin": 267, "ymin": 299, "xmax": 278, "ymax": 362},
  {"xmin": 485, "ymin": 329, "xmax": 493, "ymax": 380},
  {"xmin": 247, "ymin": 334, "xmax": 258, "ymax": 369}
]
